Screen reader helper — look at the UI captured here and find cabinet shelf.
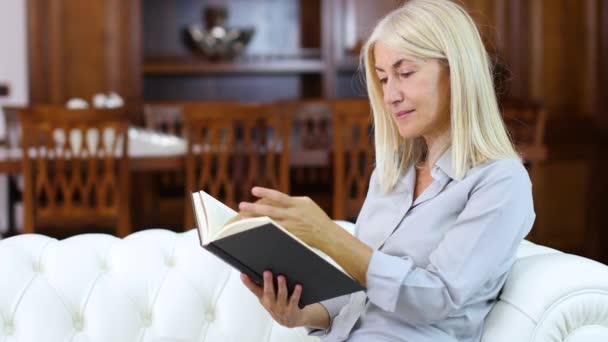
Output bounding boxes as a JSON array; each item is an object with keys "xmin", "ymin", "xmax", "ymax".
[
  {"xmin": 336, "ymin": 55, "xmax": 362, "ymax": 72},
  {"xmin": 143, "ymin": 56, "xmax": 325, "ymax": 75}
]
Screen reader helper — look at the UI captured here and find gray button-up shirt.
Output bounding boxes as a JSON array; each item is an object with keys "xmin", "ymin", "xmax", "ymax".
[{"xmin": 310, "ymin": 149, "xmax": 535, "ymax": 341}]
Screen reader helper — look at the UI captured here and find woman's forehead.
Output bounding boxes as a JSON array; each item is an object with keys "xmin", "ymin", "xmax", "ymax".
[{"xmin": 373, "ymin": 42, "xmax": 421, "ymax": 68}]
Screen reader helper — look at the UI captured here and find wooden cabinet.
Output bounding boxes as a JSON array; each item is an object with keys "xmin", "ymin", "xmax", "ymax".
[
  {"xmin": 141, "ymin": 0, "xmax": 400, "ymax": 102},
  {"xmin": 26, "ymin": 0, "xmax": 399, "ymax": 105},
  {"xmin": 27, "ymin": 0, "xmax": 141, "ymax": 112}
]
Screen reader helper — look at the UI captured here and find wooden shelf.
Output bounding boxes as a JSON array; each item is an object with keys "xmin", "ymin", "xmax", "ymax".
[
  {"xmin": 143, "ymin": 56, "xmax": 326, "ymax": 75},
  {"xmin": 336, "ymin": 55, "xmax": 362, "ymax": 72}
]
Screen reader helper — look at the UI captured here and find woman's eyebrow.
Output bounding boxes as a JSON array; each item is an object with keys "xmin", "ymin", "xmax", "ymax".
[{"xmin": 375, "ymin": 58, "xmax": 416, "ymax": 72}]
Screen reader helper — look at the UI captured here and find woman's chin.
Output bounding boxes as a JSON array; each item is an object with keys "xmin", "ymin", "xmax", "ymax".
[{"xmin": 397, "ymin": 128, "xmax": 419, "ymax": 139}]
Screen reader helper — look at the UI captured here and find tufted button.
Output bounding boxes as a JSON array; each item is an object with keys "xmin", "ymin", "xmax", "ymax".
[
  {"xmin": 73, "ymin": 314, "xmax": 84, "ymax": 332},
  {"xmin": 205, "ymin": 309, "xmax": 215, "ymax": 322}
]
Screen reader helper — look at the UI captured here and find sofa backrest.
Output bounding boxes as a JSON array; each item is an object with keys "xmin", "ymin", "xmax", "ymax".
[
  {"xmin": 3, "ymin": 227, "xmax": 607, "ymax": 342},
  {"xmin": 0, "ymin": 230, "xmax": 318, "ymax": 342}
]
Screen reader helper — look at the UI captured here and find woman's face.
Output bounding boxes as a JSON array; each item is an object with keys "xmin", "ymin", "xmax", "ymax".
[{"xmin": 373, "ymin": 42, "xmax": 451, "ymax": 142}]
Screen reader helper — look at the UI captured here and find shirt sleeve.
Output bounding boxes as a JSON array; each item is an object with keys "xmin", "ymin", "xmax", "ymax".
[
  {"xmin": 365, "ymin": 161, "xmax": 535, "ymax": 324},
  {"xmin": 306, "ymin": 294, "xmax": 350, "ymax": 336}
]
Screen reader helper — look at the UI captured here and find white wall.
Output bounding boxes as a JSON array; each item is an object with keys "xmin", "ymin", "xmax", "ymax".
[{"xmin": 0, "ymin": 0, "xmax": 28, "ymax": 233}]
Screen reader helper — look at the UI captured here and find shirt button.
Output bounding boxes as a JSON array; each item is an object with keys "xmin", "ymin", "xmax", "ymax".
[
  {"xmin": 32, "ymin": 263, "xmax": 43, "ymax": 273},
  {"xmin": 4, "ymin": 321, "xmax": 14, "ymax": 335},
  {"xmin": 73, "ymin": 316, "xmax": 84, "ymax": 332},
  {"xmin": 99, "ymin": 261, "xmax": 109, "ymax": 272},
  {"xmin": 205, "ymin": 310, "xmax": 215, "ymax": 322},
  {"xmin": 142, "ymin": 316, "xmax": 152, "ymax": 327}
]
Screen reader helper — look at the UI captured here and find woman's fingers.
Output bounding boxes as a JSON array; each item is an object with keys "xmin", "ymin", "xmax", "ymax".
[
  {"xmin": 240, "ymin": 197, "xmax": 286, "ymax": 219},
  {"xmin": 262, "ymin": 271, "xmax": 276, "ymax": 303},
  {"xmin": 251, "ymin": 187, "xmax": 294, "ymax": 206},
  {"xmin": 239, "ymin": 201, "xmax": 286, "ymax": 219},
  {"xmin": 276, "ymin": 275, "xmax": 288, "ymax": 305},
  {"xmin": 288, "ymin": 284, "xmax": 302, "ymax": 311},
  {"xmin": 241, "ymin": 271, "xmax": 304, "ymax": 327},
  {"xmin": 240, "ymin": 273, "xmax": 263, "ymax": 298}
]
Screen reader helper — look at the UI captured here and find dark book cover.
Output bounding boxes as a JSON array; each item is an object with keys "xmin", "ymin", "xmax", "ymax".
[{"xmin": 204, "ymin": 222, "xmax": 365, "ymax": 308}]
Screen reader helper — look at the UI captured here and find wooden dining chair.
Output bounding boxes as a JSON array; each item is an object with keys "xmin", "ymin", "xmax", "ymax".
[
  {"xmin": 19, "ymin": 106, "xmax": 131, "ymax": 237},
  {"xmin": 501, "ymin": 100, "xmax": 548, "ymax": 164},
  {"xmin": 332, "ymin": 98, "xmax": 374, "ymax": 221},
  {"xmin": 0, "ymin": 107, "xmax": 23, "ymax": 237},
  {"xmin": 143, "ymin": 103, "xmax": 184, "ymax": 137},
  {"xmin": 283, "ymin": 99, "xmax": 333, "ymax": 184},
  {"xmin": 501, "ymin": 100, "xmax": 548, "ymax": 242},
  {"xmin": 182, "ymin": 102, "xmax": 291, "ymax": 229},
  {"xmin": 143, "ymin": 102, "xmax": 187, "ymax": 229}
]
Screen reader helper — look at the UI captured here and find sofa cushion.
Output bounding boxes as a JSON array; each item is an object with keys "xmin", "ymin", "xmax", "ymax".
[{"xmin": 0, "ymin": 230, "xmax": 316, "ymax": 342}]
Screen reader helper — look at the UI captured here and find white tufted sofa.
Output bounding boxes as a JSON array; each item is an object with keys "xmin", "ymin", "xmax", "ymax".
[{"xmin": 1, "ymin": 224, "xmax": 608, "ymax": 342}]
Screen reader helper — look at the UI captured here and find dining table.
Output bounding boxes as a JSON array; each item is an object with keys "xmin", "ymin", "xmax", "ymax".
[
  {"xmin": 0, "ymin": 127, "xmax": 189, "ymax": 236},
  {"xmin": 0, "ymin": 126, "xmax": 336, "ymax": 235},
  {"xmin": 0, "ymin": 127, "xmax": 188, "ymax": 174},
  {"xmin": 0, "ymin": 124, "xmax": 546, "ymax": 236}
]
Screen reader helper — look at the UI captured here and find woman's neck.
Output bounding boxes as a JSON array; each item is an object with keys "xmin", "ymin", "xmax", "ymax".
[{"xmin": 421, "ymin": 131, "xmax": 450, "ymax": 168}]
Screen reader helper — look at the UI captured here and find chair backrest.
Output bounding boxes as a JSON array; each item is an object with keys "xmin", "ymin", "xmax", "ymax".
[
  {"xmin": 1, "ymin": 107, "xmax": 21, "ymax": 148},
  {"xmin": 183, "ymin": 102, "xmax": 291, "ymax": 229},
  {"xmin": 501, "ymin": 100, "xmax": 548, "ymax": 163},
  {"xmin": 289, "ymin": 99, "xmax": 333, "ymax": 151},
  {"xmin": 143, "ymin": 103, "xmax": 184, "ymax": 136},
  {"xmin": 18, "ymin": 106, "xmax": 131, "ymax": 236},
  {"xmin": 332, "ymin": 98, "xmax": 374, "ymax": 221},
  {"xmin": 500, "ymin": 101, "xmax": 548, "ymax": 243},
  {"xmin": 281, "ymin": 99, "xmax": 333, "ymax": 185}
]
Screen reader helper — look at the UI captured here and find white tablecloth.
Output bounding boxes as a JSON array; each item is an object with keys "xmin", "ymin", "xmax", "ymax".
[{"xmin": 0, "ymin": 127, "xmax": 187, "ymax": 160}]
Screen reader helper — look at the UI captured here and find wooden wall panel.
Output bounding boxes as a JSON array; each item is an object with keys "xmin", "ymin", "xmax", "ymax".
[
  {"xmin": 589, "ymin": 0, "xmax": 608, "ymax": 263},
  {"xmin": 536, "ymin": 162, "xmax": 591, "ymax": 253},
  {"xmin": 458, "ymin": 0, "xmax": 605, "ymax": 257},
  {"xmin": 537, "ymin": 0, "xmax": 597, "ymax": 117},
  {"xmin": 461, "ymin": 0, "xmax": 599, "ymax": 118},
  {"xmin": 28, "ymin": 0, "xmax": 140, "ymax": 111}
]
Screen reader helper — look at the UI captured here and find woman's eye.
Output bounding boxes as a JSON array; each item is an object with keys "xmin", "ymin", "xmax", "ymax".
[
  {"xmin": 379, "ymin": 77, "xmax": 388, "ymax": 84},
  {"xmin": 400, "ymin": 71, "xmax": 415, "ymax": 78}
]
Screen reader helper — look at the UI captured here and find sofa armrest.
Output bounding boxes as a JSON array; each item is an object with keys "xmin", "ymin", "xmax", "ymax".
[
  {"xmin": 333, "ymin": 220, "xmax": 355, "ymax": 235},
  {"xmin": 482, "ymin": 251, "xmax": 608, "ymax": 342}
]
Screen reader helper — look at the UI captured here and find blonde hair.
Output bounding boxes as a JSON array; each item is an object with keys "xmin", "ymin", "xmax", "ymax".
[{"xmin": 363, "ymin": 0, "xmax": 519, "ymax": 192}]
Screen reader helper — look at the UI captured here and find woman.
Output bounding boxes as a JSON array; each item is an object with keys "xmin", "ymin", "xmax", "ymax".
[{"xmin": 239, "ymin": 0, "xmax": 535, "ymax": 341}]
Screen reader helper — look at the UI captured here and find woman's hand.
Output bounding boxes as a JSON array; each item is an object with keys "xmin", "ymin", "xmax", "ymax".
[
  {"xmin": 238, "ymin": 187, "xmax": 336, "ymax": 250},
  {"xmin": 240, "ymin": 271, "xmax": 306, "ymax": 328},
  {"xmin": 240, "ymin": 186, "xmax": 374, "ymax": 287}
]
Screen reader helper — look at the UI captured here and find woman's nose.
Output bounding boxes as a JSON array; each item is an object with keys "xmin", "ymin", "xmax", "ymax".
[{"xmin": 383, "ymin": 79, "xmax": 403, "ymax": 106}]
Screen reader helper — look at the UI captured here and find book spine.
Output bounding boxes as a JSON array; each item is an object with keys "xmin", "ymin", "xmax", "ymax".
[{"xmin": 205, "ymin": 243, "xmax": 264, "ymax": 286}]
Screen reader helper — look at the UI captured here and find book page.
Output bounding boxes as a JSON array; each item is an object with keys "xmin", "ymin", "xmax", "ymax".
[
  {"xmin": 194, "ymin": 191, "xmax": 238, "ymax": 245},
  {"xmin": 192, "ymin": 192, "xmax": 208, "ymax": 245},
  {"xmin": 214, "ymin": 216, "xmax": 274, "ymax": 240}
]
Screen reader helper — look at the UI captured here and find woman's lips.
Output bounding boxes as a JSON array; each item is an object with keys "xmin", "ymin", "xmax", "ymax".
[{"xmin": 395, "ymin": 109, "xmax": 415, "ymax": 119}]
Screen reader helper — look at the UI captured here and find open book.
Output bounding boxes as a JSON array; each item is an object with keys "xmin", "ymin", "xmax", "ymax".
[{"xmin": 191, "ymin": 190, "xmax": 365, "ymax": 308}]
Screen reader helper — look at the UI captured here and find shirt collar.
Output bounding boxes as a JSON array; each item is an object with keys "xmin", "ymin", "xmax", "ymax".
[{"xmin": 433, "ymin": 146, "xmax": 460, "ymax": 181}]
